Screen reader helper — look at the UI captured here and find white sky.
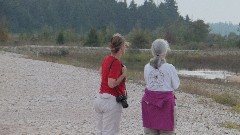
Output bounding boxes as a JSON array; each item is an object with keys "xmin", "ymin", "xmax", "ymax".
[{"xmin": 126, "ymin": 0, "xmax": 240, "ymax": 24}]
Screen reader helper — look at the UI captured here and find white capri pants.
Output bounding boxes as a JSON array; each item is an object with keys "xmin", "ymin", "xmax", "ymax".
[{"xmin": 94, "ymin": 93, "xmax": 123, "ymax": 135}]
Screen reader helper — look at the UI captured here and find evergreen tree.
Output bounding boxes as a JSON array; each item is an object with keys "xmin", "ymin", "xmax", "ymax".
[
  {"xmin": 0, "ymin": 16, "xmax": 9, "ymax": 42},
  {"xmin": 129, "ymin": 0, "xmax": 137, "ymax": 11},
  {"xmin": 185, "ymin": 15, "xmax": 190, "ymax": 22},
  {"xmin": 128, "ymin": 0, "xmax": 138, "ymax": 31},
  {"xmin": 163, "ymin": 0, "xmax": 179, "ymax": 24},
  {"xmin": 85, "ymin": 28, "xmax": 99, "ymax": 47},
  {"xmin": 238, "ymin": 23, "xmax": 240, "ymax": 35},
  {"xmin": 190, "ymin": 20, "xmax": 209, "ymax": 42},
  {"xmin": 56, "ymin": 32, "xmax": 64, "ymax": 45},
  {"xmin": 128, "ymin": 23, "xmax": 151, "ymax": 49}
]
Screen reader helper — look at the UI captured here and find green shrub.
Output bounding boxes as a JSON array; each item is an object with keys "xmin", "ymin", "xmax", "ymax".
[
  {"xmin": 56, "ymin": 32, "xmax": 64, "ymax": 45},
  {"xmin": 123, "ymin": 51, "xmax": 151, "ymax": 70},
  {"xmin": 128, "ymin": 24, "xmax": 151, "ymax": 49},
  {"xmin": 85, "ymin": 28, "xmax": 99, "ymax": 47},
  {"xmin": 0, "ymin": 16, "xmax": 9, "ymax": 43},
  {"xmin": 237, "ymin": 39, "xmax": 240, "ymax": 48}
]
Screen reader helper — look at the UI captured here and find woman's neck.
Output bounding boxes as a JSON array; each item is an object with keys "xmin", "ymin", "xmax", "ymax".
[{"xmin": 111, "ymin": 53, "xmax": 121, "ymax": 60}]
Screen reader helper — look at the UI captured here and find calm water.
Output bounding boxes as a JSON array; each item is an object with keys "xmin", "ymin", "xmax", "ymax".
[{"xmin": 178, "ymin": 69, "xmax": 235, "ymax": 80}]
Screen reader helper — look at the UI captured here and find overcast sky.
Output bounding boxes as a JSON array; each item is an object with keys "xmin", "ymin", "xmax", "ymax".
[{"xmin": 126, "ymin": 0, "xmax": 240, "ymax": 24}]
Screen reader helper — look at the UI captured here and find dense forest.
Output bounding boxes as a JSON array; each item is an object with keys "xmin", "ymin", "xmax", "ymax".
[
  {"xmin": 0, "ymin": 0, "xmax": 240, "ymax": 49},
  {"xmin": 0, "ymin": 0, "xmax": 181, "ymax": 33}
]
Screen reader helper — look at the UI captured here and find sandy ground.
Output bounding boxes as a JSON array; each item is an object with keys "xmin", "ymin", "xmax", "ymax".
[
  {"xmin": 227, "ymin": 75, "xmax": 240, "ymax": 83},
  {"xmin": 0, "ymin": 51, "xmax": 239, "ymax": 135}
]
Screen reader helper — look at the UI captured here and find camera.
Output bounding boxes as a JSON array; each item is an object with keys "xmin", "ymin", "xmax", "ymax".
[{"xmin": 116, "ymin": 95, "xmax": 128, "ymax": 108}]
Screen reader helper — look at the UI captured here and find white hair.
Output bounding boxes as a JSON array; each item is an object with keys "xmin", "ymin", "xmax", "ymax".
[{"xmin": 150, "ymin": 39, "xmax": 170, "ymax": 69}]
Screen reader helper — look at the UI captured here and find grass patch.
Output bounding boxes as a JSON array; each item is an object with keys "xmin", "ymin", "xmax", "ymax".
[
  {"xmin": 211, "ymin": 93, "xmax": 238, "ymax": 107},
  {"xmin": 231, "ymin": 104, "xmax": 240, "ymax": 113},
  {"xmin": 167, "ymin": 52, "xmax": 240, "ymax": 73},
  {"xmin": 181, "ymin": 81, "xmax": 240, "ymax": 112},
  {"xmin": 197, "ymin": 98, "xmax": 212, "ymax": 105},
  {"xmin": 127, "ymin": 69, "xmax": 144, "ymax": 84},
  {"xmin": 180, "ymin": 82, "xmax": 210, "ymax": 96},
  {"xmin": 123, "ymin": 50, "xmax": 151, "ymax": 71},
  {"xmin": 222, "ymin": 121, "xmax": 240, "ymax": 131}
]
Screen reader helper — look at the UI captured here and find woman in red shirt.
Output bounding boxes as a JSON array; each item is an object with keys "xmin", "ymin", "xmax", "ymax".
[{"xmin": 94, "ymin": 33, "xmax": 128, "ymax": 135}]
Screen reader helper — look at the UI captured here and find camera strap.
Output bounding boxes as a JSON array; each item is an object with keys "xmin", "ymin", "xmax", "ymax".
[{"xmin": 108, "ymin": 58, "xmax": 127, "ymax": 97}]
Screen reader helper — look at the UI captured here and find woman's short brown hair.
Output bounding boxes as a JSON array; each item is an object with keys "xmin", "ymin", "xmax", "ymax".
[{"xmin": 109, "ymin": 33, "xmax": 126, "ymax": 53}]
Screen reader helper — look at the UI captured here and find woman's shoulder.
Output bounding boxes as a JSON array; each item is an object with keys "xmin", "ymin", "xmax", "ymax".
[
  {"xmin": 107, "ymin": 56, "xmax": 121, "ymax": 66},
  {"xmin": 105, "ymin": 55, "xmax": 119, "ymax": 62},
  {"xmin": 144, "ymin": 63, "xmax": 151, "ymax": 69},
  {"xmin": 103, "ymin": 55, "xmax": 111, "ymax": 61},
  {"xmin": 102, "ymin": 55, "xmax": 120, "ymax": 67},
  {"xmin": 145, "ymin": 63, "xmax": 150, "ymax": 66},
  {"xmin": 162, "ymin": 63, "xmax": 176, "ymax": 69}
]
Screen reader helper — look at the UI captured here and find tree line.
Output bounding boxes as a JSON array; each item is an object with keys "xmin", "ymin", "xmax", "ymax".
[
  {"xmin": 0, "ymin": 0, "xmax": 181, "ymax": 33},
  {"xmin": 0, "ymin": 0, "xmax": 239, "ymax": 49}
]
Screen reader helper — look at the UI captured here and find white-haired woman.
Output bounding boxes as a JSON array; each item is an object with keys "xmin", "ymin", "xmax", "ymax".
[
  {"xmin": 142, "ymin": 39, "xmax": 180, "ymax": 135},
  {"xmin": 94, "ymin": 33, "xmax": 128, "ymax": 135}
]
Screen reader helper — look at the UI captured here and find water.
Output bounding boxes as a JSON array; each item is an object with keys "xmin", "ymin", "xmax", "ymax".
[{"xmin": 178, "ymin": 69, "xmax": 233, "ymax": 80}]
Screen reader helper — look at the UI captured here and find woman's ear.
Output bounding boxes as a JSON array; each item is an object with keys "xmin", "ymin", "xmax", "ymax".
[
  {"xmin": 120, "ymin": 44, "xmax": 124, "ymax": 53},
  {"xmin": 161, "ymin": 53, "xmax": 167, "ymax": 57}
]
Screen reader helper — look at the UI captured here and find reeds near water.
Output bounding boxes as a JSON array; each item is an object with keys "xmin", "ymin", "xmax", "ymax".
[{"xmin": 1, "ymin": 46, "xmax": 239, "ymax": 73}]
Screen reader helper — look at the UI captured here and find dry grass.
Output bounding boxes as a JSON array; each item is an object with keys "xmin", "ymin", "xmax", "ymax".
[
  {"xmin": 222, "ymin": 121, "xmax": 240, "ymax": 131},
  {"xmin": 231, "ymin": 104, "xmax": 240, "ymax": 113},
  {"xmin": 180, "ymin": 81, "xmax": 210, "ymax": 96},
  {"xmin": 211, "ymin": 93, "xmax": 238, "ymax": 107},
  {"xmin": 168, "ymin": 52, "xmax": 240, "ymax": 74},
  {"xmin": 180, "ymin": 77, "xmax": 240, "ymax": 113},
  {"xmin": 127, "ymin": 69, "xmax": 144, "ymax": 83}
]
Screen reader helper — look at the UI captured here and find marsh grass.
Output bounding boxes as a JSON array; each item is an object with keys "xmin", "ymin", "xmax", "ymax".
[
  {"xmin": 180, "ymin": 81, "xmax": 210, "ymax": 96},
  {"xmin": 123, "ymin": 51, "xmax": 151, "ymax": 70},
  {"xmin": 231, "ymin": 104, "xmax": 240, "ymax": 113},
  {"xmin": 167, "ymin": 53, "xmax": 240, "ymax": 73},
  {"xmin": 2, "ymin": 46, "xmax": 240, "ymax": 73},
  {"xmin": 127, "ymin": 69, "xmax": 144, "ymax": 84},
  {"xmin": 211, "ymin": 93, "xmax": 238, "ymax": 106},
  {"xmin": 180, "ymin": 77, "xmax": 240, "ymax": 113},
  {"xmin": 222, "ymin": 121, "xmax": 240, "ymax": 131}
]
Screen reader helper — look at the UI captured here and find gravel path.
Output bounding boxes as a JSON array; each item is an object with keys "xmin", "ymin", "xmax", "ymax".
[{"xmin": 0, "ymin": 51, "xmax": 239, "ymax": 135}]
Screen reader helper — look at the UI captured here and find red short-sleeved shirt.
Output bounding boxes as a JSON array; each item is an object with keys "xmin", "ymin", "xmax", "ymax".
[{"xmin": 100, "ymin": 55, "xmax": 126, "ymax": 96}]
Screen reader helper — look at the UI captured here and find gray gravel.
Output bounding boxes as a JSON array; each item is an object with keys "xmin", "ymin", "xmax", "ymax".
[{"xmin": 0, "ymin": 51, "xmax": 239, "ymax": 135}]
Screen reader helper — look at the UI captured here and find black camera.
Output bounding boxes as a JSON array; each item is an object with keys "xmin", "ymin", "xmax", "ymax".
[{"xmin": 116, "ymin": 95, "xmax": 128, "ymax": 108}]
